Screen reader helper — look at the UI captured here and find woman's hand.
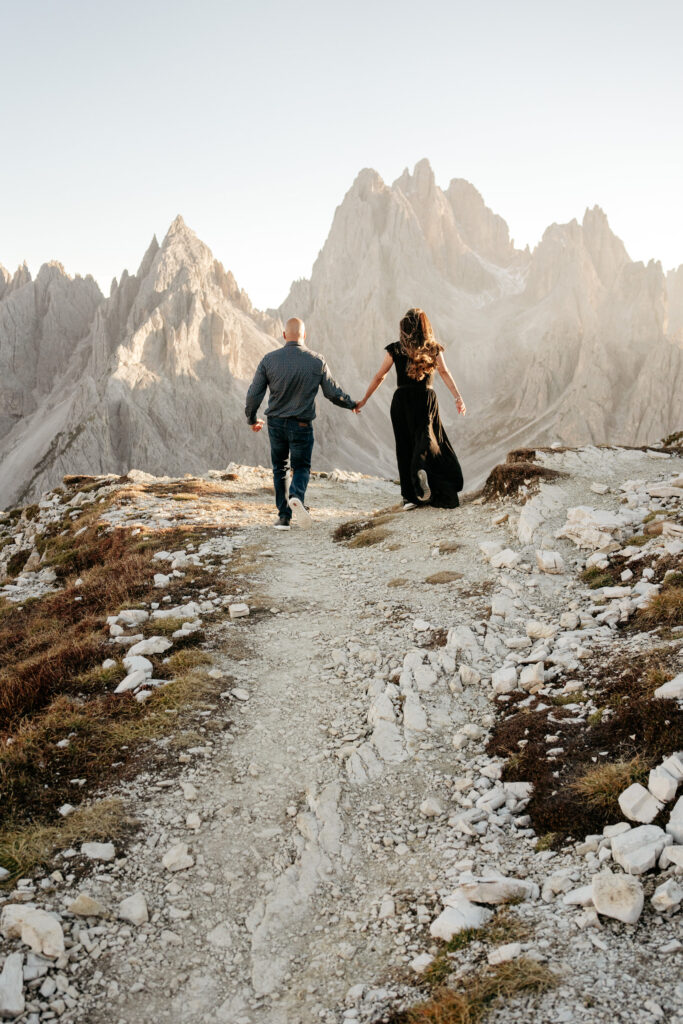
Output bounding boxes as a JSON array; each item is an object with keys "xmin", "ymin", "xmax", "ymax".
[
  {"xmin": 456, "ymin": 395, "xmax": 466, "ymax": 416},
  {"xmin": 354, "ymin": 399, "xmax": 366, "ymax": 414}
]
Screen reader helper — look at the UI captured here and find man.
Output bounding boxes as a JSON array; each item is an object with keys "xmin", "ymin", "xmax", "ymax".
[{"xmin": 245, "ymin": 317, "xmax": 357, "ymax": 530}]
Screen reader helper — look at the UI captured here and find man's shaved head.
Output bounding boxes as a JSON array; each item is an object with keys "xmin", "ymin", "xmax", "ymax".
[{"xmin": 284, "ymin": 317, "xmax": 306, "ymax": 342}]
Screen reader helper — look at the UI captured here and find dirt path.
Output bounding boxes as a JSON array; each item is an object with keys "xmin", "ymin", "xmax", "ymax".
[{"xmin": 7, "ymin": 449, "xmax": 681, "ymax": 1024}]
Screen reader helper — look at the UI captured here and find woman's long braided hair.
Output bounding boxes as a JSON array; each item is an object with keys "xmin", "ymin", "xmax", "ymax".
[{"xmin": 398, "ymin": 308, "xmax": 443, "ymax": 381}]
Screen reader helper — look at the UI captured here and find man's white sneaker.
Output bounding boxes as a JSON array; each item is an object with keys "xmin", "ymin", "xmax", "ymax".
[
  {"xmin": 402, "ymin": 502, "xmax": 417, "ymax": 511},
  {"xmin": 417, "ymin": 469, "xmax": 431, "ymax": 501},
  {"xmin": 289, "ymin": 497, "xmax": 312, "ymax": 529}
]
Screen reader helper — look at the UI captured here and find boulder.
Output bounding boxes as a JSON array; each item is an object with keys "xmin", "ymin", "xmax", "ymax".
[
  {"xmin": 0, "ymin": 906, "xmax": 65, "ymax": 959},
  {"xmin": 479, "ymin": 541, "xmax": 504, "ymax": 561},
  {"xmin": 610, "ymin": 825, "xmax": 668, "ymax": 874},
  {"xmin": 617, "ymin": 783, "xmax": 663, "ymax": 824},
  {"xmin": 520, "ymin": 662, "xmax": 545, "ymax": 689},
  {"xmin": 592, "ymin": 871, "xmax": 644, "ymax": 924},
  {"xmin": 525, "ymin": 620, "xmax": 556, "ymax": 640}
]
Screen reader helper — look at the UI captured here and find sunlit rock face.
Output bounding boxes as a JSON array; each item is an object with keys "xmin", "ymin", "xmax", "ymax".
[{"xmin": 1, "ymin": 162, "xmax": 682, "ymax": 507}]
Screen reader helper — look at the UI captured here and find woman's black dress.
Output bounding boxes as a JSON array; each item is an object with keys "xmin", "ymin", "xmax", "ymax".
[{"xmin": 385, "ymin": 342, "xmax": 463, "ymax": 508}]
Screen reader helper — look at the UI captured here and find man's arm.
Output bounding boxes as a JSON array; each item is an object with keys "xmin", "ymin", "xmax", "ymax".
[
  {"xmin": 245, "ymin": 359, "xmax": 268, "ymax": 426},
  {"xmin": 320, "ymin": 360, "xmax": 356, "ymax": 410}
]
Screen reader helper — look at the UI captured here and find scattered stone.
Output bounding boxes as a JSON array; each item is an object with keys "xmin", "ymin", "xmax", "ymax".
[
  {"xmin": 487, "ymin": 942, "xmax": 522, "ymax": 965},
  {"xmin": 648, "ymin": 765, "xmax": 679, "ymax": 803},
  {"xmin": 81, "ymin": 842, "xmax": 116, "ymax": 862},
  {"xmin": 492, "ymin": 666, "xmax": 518, "ymax": 694},
  {"xmin": 67, "ymin": 893, "xmax": 108, "ymax": 917},
  {"xmin": 458, "ymin": 878, "xmax": 539, "ymax": 905},
  {"xmin": 409, "ymin": 953, "xmax": 434, "ymax": 973},
  {"xmin": 127, "ymin": 636, "xmax": 173, "ymax": 657},
  {"xmin": 419, "ymin": 797, "xmax": 443, "ymax": 818},
  {"xmin": 592, "ymin": 871, "xmax": 644, "ymax": 924},
  {"xmin": 535, "ymin": 550, "xmax": 565, "ymax": 574},
  {"xmin": 651, "ymin": 879, "xmax": 683, "ymax": 912},
  {"xmin": 118, "ymin": 893, "xmax": 149, "ymax": 926},
  {"xmin": 161, "ymin": 843, "xmax": 194, "ymax": 872},
  {"xmin": 490, "ymin": 548, "xmax": 521, "ymax": 570},
  {"xmin": 229, "ymin": 603, "xmax": 250, "ymax": 618}
]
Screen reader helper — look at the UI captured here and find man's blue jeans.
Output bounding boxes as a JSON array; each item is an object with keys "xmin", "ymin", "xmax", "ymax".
[{"xmin": 267, "ymin": 416, "xmax": 315, "ymax": 521}]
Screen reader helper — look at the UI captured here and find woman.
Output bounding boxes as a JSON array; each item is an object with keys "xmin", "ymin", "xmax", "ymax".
[{"xmin": 355, "ymin": 308, "xmax": 466, "ymax": 509}]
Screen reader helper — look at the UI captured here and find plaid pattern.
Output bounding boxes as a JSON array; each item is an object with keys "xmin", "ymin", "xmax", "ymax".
[{"xmin": 245, "ymin": 341, "xmax": 356, "ymax": 424}]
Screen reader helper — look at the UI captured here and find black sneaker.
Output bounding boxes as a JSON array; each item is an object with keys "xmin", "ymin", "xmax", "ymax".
[{"xmin": 274, "ymin": 516, "xmax": 291, "ymax": 531}]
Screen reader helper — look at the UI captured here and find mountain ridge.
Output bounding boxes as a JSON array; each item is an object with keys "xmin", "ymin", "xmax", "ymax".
[{"xmin": 1, "ymin": 160, "xmax": 682, "ymax": 508}]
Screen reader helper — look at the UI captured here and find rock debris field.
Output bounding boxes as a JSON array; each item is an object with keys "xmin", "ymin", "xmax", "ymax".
[{"xmin": 1, "ymin": 445, "xmax": 682, "ymax": 1024}]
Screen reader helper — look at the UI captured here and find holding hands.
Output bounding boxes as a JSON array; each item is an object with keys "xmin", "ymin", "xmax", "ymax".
[{"xmin": 250, "ymin": 420, "xmax": 265, "ymax": 432}]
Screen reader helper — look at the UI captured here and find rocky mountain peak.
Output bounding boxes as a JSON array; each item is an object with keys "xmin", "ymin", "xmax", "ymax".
[{"xmin": 394, "ymin": 158, "xmax": 436, "ymax": 199}]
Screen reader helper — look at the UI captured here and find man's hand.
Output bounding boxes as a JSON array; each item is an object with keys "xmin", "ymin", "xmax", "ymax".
[
  {"xmin": 353, "ymin": 400, "xmax": 365, "ymax": 414},
  {"xmin": 250, "ymin": 420, "xmax": 265, "ymax": 432}
]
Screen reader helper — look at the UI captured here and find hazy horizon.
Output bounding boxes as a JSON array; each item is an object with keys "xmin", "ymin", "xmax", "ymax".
[{"xmin": 1, "ymin": 0, "xmax": 682, "ymax": 308}]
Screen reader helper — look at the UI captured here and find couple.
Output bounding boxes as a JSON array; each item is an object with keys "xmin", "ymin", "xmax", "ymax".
[{"xmin": 245, "ymin": 308, "xmax": 467, "ymax": 530}]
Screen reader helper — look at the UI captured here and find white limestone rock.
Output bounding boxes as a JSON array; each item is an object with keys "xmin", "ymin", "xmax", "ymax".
[
  {"xmin": 591, "ymin": 871, "xmax": 644, "ymax": 924},
  {"xmin": 229, "ymin": 603, "xmax": 250, "ymax": 619},
  {"xmin": 618, "ymin": 783, "xmax": 663, "ymax": 824},
  {"xmin": 430, "ymin": 895, "xmax": 492, "ymax": 940},
  {"xmin": 654, "ymin": 674, "xmax": 683, "ymax": 700},
  {"xmin": 479, "ymin": 540, "xmax": 504, "ymax": 561},
  {"xmin": 161, "ymin": 843, "xmax": 194, "ymax": 872},
  {"xmin": 0, "ymin": 952, "xmax": 24, "ymax": 1019},
  {"xmin": 127, "ymin": 636, "xmax": 172, "ymax": 657},
  {"xmin": 648, "ymin": 766, "xmax": 679, "ymax": 804},
  {"xmin": 490, "ymin": 548, "xmax": 521, "ymax": 570},
  {"xmin": 457, "ymin": 878, "xmax": 538, "ymax": 904},
  {"xmin": 118, "ymin": 893, "xmax": 149, "ymax": 926},
  {"xmin": 535, "ymin": 549, "xmax": 565, "ymax": 574},
  {"xmin": 610, "ymin": 825, "xmax": 668, "ymax": 874},
  {"xmin": 666, "ymin": 795, "xmax": 683, "ymax": 843},
  {"xmin": 487, "ymin": 942, "xmax": 521, "ymax": 965},
  {"xmin": 491, "ymin": 666, "xmax": 518, "ymax": 694},
  {"xmin": 419, "ymin": 797, "xmax": 443, "ymax": 818},
  {"xmin": 0, "ymin": 906, "xmax": 65, "ymax": 959},
  {"xmin": 81, "ymin": 841, "xmax": 116, "ymax": 862},
  {"xmin": 651, "ymin": 879, "xmax": 683, "ymax": 912},
  {"xmin": 67, "ymin": 893, "xmax": 108, "ymax": 917}
]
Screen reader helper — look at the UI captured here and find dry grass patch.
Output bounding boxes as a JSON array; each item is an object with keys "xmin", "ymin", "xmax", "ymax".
[
  {"xmin": 333, "ymin": 512, "xmax": 397, "ymax": 544},
  {"xmin": 388, "ymin": 578, "xmax": 409, "ymax": 588},
  {"xmin": 394, "ymin": 958, "xmax": 556, "ymax": 1024},
  {"xmin": 570, "ymin": 757, "xmax": 647, "ymax": 812},
  {"xmin": 425, "ymin": 571, "xmax": 462, "ymax": 585},
  {"xmin": 482, "ymin": 460, "xmax": 565, "ymax": 502},
  {"xmin": 347, "ymin": 527, "xmax": 390, "ymax": 548},
  {"xmin": 0, "ymin": 799, "xmax": 129, "ymax": 881},
  {"xmin": 421, "ymin": 909, "xmax": 529, "ymax": 991},
  {"xmin": 638, "ymin": 586, "xmax": 683, "ymax": 627}
]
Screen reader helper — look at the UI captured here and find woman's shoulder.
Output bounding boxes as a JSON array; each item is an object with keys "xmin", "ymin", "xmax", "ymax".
[{"xmin": 384, "ymin": 341, "xmax": 400, "ymax": 357}]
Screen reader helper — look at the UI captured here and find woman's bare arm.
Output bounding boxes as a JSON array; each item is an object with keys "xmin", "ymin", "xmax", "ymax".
[
  {"xmin": 436, "ymin": 352, "xmax": 466, "ymax": 414},
  {"xmin": 354, "ymin": 353, "xmax": 394, "ymax": 412}
]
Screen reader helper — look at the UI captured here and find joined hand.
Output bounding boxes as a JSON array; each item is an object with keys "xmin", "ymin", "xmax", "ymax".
[{"xmin": 250, "ymin": 420, "xmax": 264, "ymax": 432}]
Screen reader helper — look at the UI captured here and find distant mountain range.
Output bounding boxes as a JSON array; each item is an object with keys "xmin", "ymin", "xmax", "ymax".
[{"xmin": 1, "ymin": 159, "xmax": 681, "ymax": 507}]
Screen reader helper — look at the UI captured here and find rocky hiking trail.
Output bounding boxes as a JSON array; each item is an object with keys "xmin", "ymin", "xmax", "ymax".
[{"xmin": 1, "ymin": 446, "xmax": 683, "ymax": 1024}]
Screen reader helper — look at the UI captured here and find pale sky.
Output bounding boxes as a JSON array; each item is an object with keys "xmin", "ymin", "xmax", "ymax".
[{"xmin": 1, "ymin": 0, "xmax": 681, "ymax": 308}]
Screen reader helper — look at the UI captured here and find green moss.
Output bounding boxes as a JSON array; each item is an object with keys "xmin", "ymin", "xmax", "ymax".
[
  {"xmin": 580, "ymin": 566, "xmax": 615, "ymax": 589},
  {"xmin": 535, "ymin": 832, "xmax": 560, "ymax": 851},
  {"xmin": 6, "ymin": 550, "xmax": 30, "ymax": 577}
]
